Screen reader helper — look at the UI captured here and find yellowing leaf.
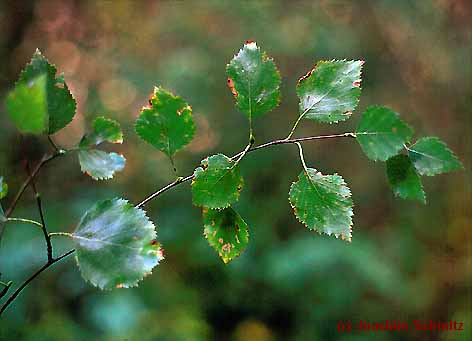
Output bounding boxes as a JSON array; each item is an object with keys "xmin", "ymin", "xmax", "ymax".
[{"xmin": 203, "ymin": 207, "xmax": 249, "ymax": 264}]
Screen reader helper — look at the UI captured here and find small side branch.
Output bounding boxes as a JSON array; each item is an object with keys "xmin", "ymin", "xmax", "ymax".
[
  {"xmin": 0, "ymin": 152, "xmax": 64, "ymax": 244},
  {"xmin": 136, "ymin": 132, "xmax": 356, "ymax": 207},
  {"xmin": 4, "ymin": 153, "xmax": 62, "ymax": 218},
  {"xmin": 26, "ymin": 162, "xmax": 53, "ymax": 262},
  {"xmin": 136, "ymin": 174, "xmax": 193, "ymax": 209},
  {"xmin": 47, "ymin": 136, "xmax": 61, "ymax": 154},
  {"xmin": 0, "ymin": 249, "xmax": 75, "ymax": 316},
  {"xmin": 0, "ymin": 281, "xmax": 12, "ymax": 299}
]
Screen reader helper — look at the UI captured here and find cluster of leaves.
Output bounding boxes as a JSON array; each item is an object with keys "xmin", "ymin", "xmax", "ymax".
[{"xmin": 0, "ymin": 42, "xmax": 463, "ymax": 296}]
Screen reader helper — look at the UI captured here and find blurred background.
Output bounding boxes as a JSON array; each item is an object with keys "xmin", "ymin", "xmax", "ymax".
[{"xmin": 0, "ymin": 0, "xmax": 470, "ymax": 340}]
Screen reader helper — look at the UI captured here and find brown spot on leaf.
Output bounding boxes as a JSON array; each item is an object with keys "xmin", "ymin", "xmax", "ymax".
[
  {"xmin": 116, "ymin": 284, "xmax": 124, "ymax": 289},
  {"xmin": 353, "ymin": 80, "xmax": 361, "ymax": 87},
  {"xmin": 298, "ymin": 63, "xmax": 319, "ymax": 85},
  {"xmin": 392, "ymin": 127, "xmax": 397, "ymax": 133},
  {"xmin": 221, "ymin": 243, "xmax": 232, "ymax": 254},
  {"xmin": 148, "ymin": 92, "xmax": 155, "ymax": 106},
  {"xmin": 227, "ymin": 78, "xmax": 238, "ymax": 99},
  {"xmin": 218, "ymin": 238, "xmax": 224, "ymax": 244},
  {"xmin": 245, "ymin": 40, "xmax": 255, "ymax": 44}
]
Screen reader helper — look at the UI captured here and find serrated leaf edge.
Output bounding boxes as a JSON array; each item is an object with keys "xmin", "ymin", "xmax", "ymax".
[
  {"xmin": 78, "ymin": 151, "xmax": 126, "ymax": 181},
  {"xmin": 191, "ymin": 154, "xmax": 244, "ymax": 209},
  {"xmin": 408, "ymin": 136, "xmax": 464, "ymax": 176},
  {"xmin": 201, "ymin": 207, "xmax": 249, "ymax": 264},
  {"xmin": 93, "ymin": 116, "xmax": 124, "ymax": 144},
  {"xmin": 297, "ymin": 59, "xmax": 364, "ymax": 124},
  {"xmin": 225, "ymin": 41, "xmax": 282, "ymax": 115},
  {"xmin": 386, "ymin": 157, "xmax": 427, "ymax": 204},
  {"xmin": 135, "ymin": 86, "xmax": 196, "ymax": 156},
  {"xmin": 73, "ymin": 198, "xmax": 164, "ymax": 290},
  {"xmin": 356, "ymin": 105, "xmax": 415, "ymax": 162},
  {"xmin": 288, "ymin": 169, "xmax": 353, "ymax": 242},
  {"xmin": 17, "ymin": 49, "xmax": 77, "ymax": 134}
]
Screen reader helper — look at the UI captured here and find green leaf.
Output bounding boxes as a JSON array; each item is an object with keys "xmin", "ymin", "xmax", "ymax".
[
  {"xmin": 386, "ymin": 155, "xmax": 425, "ymax": 203},
  {"xmin": 78, "ymin": 150, "xmax": 125, "ymax": 180},
  {"xmin": 72, "ymin": 198, "xmax": 163, "ymax": 289},
  {"xmin": 226, "ymin": 41, "xmax": 281, "ymax": 118},
  {"xmin": 296, "ymin": 60, "xmax": 363, "ymax": 123},
  {"xmin": 135, "ymin": 87, "xmax": 195, "ymax": 157},
  {"xmin": 18, "ymin": 49, "xmax": 76, "ymax": 134},
  {"xmin": 0, "ymin": 177, "xmax": 8, "ymax": 200},
  {"xmin": 6, "ymin": 74, "xmax": 48, "ymax": 134},
  {"xmin": 203, "ymin": 207, "xmax": 249, "ymax": 264},
  {"xmin": 192, "ymin": 154, "xmax": 244, "ymax": 209},
  {"xmin": 356, "ymin": 106, "xmax": 414, "ymax": 161},
  {"xmin": 80, "ymin": 116, "xmax": 123, "ymax": 147},
  {"xmin": 408, "ymin": 137, "xmax": 463, "ymax": 176},
  {"xmin": 289, "ymin": 168, "xmax": 353, "ymax": 241}
]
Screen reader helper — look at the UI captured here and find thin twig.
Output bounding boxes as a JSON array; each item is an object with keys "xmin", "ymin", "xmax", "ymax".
[
  {"xmin": 0, "ymin": 152, "xmax": 64, "ymax": 244},
  {"xmin": 0, "ymin": 249, "xmax": 75, "ymax": 316},
  {"xmin": 0, "ymin": 281, "xmax": 12, "ymax": 299},
  {"xmin": 136, "ymin": 175, "xmax": 193, "ymax": 208},
  {"xmin": 136, "ymin": 132, "xmax": 356, "ymax": 207},
  {"xmin": 231, "ymin": 142, "xmax": 252, "ymax": 168},
  {"xmin": 4, "ymin": 153, "xmax": 62, "ymax": 218},
  {"xmin": 26, "ymin": 162, "xmax": 53, "ymax": 262},
  {"xmin": 47, "ymin": 136, "xmax": 61, "ymax": 154}
]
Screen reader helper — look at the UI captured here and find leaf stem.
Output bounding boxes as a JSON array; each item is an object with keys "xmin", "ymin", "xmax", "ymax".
[
  {"xmin": 137, "ymin": 132, "xmax": 356, "ymax": 207},
  {"xmin": 231, "ymin": 142, "xmax": 252, "ymax": 169},
  {"xmin": 286, "ymin": 96, "xmax": 328, "ymax": 139},
  {"xmin": 168, "ymin": 155, "xmax": 178, "ymax": 176},
  {"xmin": 0, "ymin": 249, "xmax": 75, "ymax": 316},
  {"xmin": 6, "ymin": 217, "xmax": 43, "ymax": 229},
  {"xmin": 295, "ymin": 142, "xmax": 309, "ymax": 173},
  {"xmin": 286, "ymin": 114, "xmax": 304, "ymax": 139},
  {"xmin": 49, "ymin": 232, "xmax": 73, "ymax": 238}
]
